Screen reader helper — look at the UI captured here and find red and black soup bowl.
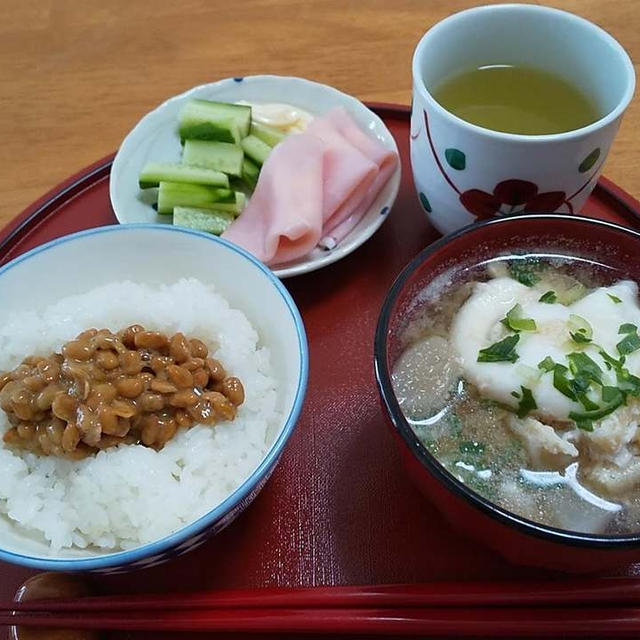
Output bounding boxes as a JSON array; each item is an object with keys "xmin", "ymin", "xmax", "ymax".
[{"xmin": 374, "ymin": 214, "xmax": 640, "ymax": 572}]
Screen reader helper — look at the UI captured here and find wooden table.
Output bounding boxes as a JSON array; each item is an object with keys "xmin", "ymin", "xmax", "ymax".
[{"xmin": 1, "ymin": 0, "xmax": 638, "ymax": 228}]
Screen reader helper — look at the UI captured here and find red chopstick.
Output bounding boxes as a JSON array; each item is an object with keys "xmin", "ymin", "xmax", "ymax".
[
  {"xmin": 2, "ymin": 605, "xmax": 640, "ymax": 636},
  {"xmin": 3, "ymin": 578, "xmax": 640, "ymax": 613}
]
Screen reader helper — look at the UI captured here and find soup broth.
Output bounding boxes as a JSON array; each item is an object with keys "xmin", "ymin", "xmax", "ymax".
[{"xmin": 392, "ymin": 253, "xmax": 640, "ymax": 535}]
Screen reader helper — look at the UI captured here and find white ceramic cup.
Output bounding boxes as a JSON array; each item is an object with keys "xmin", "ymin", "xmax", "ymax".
[{"xmin": 410, "ymin": 4, "xmax": 635, "ymax": 235}]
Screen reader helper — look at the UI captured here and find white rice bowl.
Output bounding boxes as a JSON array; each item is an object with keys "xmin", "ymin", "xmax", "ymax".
[{"xmin": 0, "ymin": 278, "xmax": 280, "ymax": 553}]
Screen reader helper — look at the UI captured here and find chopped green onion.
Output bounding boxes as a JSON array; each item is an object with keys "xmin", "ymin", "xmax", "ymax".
[
  {"xmin": 568, "ymin": 314, "xmax": 593, "ymax": 344},
  {"xmin": 501, "ymin": 304, "xmax": 537, "ymax": 333},
  {"xmin": 603, "ymin": 386, "xmax": 624, "ymax": 403},
  {"xmin": 599, "ymin": 349, "xmax": 625, "ymax": 371},
  {"xmin": 570, "ymin": 332, "xmax": 592, "ymax": 344},
  {"xmin": 507, "ymin": 258, "xmax": 541, "ymax": 287},
  {"xmin": 576, "ymin": 392, "xmax": 599, "ymax": 411},
  {"xmin": 566, "ymin": 352, "xmax": 603, "ymax": 384},
  {"xmin": 616, "ymin": 324, "xmax": 638, "ymax": 357},
  {"xmin": 608, "ymin": 293, "xmax": 622, "ymax": 304},
  {"xmin": 616, "ymin": 368, "xmax": 640, "ymax": 396},
  {"xmin": 538, "ymin": 290, "xmax": 557, "ymax": 304},
  {"xmin": 553, "ymin": 364, "xmax": 577, "ymax": 400},
  {"xmin": 477, "ymin": 335, "xmax": 520, "ymax": 363},
  {"xmin": 619, "ymin": 323, "xmax": 637, "ymax": 334},
  {"xmin": 574, "ymin": 420, "xmax": 594, "ymax": 432},
  {"xmin": 569, "ymin": 386, "xmax": 625, "ymax": 429},
  {"xmin": 510, "ymin": 391, "xmax": 521, "ymax": 399},
  {"xmin": 516, "ymin": 386, "xmax": 537, "ymax": 418},
  {"xmin": 555, "ymin": 281, "xmax": 587, "ymax": 306},
  {"xmin": 617, "ymin": 331, "xmax": 640, "ymax": 356},
  {"xmin": 569, "ymin": 373, "xmax": 591, "ymax": 396},
  {"xmin": 538, "ymin": 356, "xmax": 555, "ymax": 372}
]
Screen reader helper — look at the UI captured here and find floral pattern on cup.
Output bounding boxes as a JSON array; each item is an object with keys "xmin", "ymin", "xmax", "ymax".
[
  {"xmin": 459, "ymin": 180, "xmax": 567, "ymax": 219},
  {"xmin": 419, "ymin": 109, "xmax": 604, "ymax": 221}
]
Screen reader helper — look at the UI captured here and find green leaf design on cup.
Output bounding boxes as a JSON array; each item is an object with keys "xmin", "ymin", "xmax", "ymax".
[
  {"xmin": 579, "ymin": 148, "xmax": 600, "ymax": 173},
  {"xmin": 445, "ymin": 148, "xmax": 466, "ymax": 171},
  {"xmin": 419, "ymin": 192, "xmax": 432, "ymax": 213}
]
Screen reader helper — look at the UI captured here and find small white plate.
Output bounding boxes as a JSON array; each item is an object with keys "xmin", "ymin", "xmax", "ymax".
[{"xmin": 110, "ymin": 75, "xmax": 401, "ymax": 278}]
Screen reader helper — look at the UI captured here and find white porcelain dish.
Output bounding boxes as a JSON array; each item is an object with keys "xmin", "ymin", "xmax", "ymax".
[{"xmin": 109, "ymin": 75, "xmax": 401, "ymax": 278}]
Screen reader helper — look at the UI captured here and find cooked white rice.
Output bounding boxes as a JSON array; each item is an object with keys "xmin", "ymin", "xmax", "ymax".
[{"xmin": 0, "ymin": 279, "xmax": 279, "ymax": 552}]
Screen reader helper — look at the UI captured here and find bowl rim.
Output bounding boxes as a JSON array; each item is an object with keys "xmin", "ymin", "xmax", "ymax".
[
  {"xmin": 374, "ymin": 213, "xmax": 640, "ymax": 548},
  {"xmin": 0, "ymin": 223, "xmax": 309, "ymax": 570}
]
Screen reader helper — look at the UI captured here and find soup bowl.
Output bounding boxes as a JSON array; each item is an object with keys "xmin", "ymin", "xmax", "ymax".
[
  {"xmin": 374, "ymin": 214, "xmax": 640, "ymax": 571},
  {"xmin": 0, "ymin": 224, "xmax": 308, "ymax": 572}
]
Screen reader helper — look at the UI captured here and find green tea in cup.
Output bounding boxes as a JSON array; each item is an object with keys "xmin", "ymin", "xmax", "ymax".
[{"xmin": 431, "ymin": 64, "xmax": 601, "ymax": 135}]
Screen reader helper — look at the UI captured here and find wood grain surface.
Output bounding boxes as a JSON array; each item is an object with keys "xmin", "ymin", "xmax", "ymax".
[{"xmin": 1, "ymin": 0, "xmax": 638, "ymax": 228}]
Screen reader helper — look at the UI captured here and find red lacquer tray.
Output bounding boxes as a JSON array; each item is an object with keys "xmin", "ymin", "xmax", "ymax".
[{"xmin": 2, "ymin": 105, "xmax": 640, "ymax": 639}]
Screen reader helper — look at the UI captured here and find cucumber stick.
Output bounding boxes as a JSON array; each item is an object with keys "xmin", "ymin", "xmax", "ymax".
[
  {"xmin": 179, "ymin": 100, "xmax": 251, "ymax": 143},
  {"xmin": 141, "ymin": 101, "xmax": 284, "ymax": 218},
  {"xmin": 179, "ymin": 120, "xmax": 241, "ymax": 144},
  {"xmin": 241, "ymin": 135, "xmax": 272, "ymax": 166},
  {"xmin": 139, "ymin": 162, "xmax": 229, "ymax": 189},
  {"xmin": 173, "ymin": 207, "xmax": 234, "ymax": 235},
  {"xmin": 250, "ymin": 121, "xmax": 286, "ymax": 146},
  {"xmin": 157, "ymin": 182, "xmax": 236, "ymax": 215},
  {"xmin": 210, "ymin": 191, "xmax": 246, "ymax": 214},
  {"xmin": 182, "ymin": 139, "xmax": 244, "ymax": 177},
  {"xmin": 241, "ymin": 158, "xmax": 260, "ymax": 190}
]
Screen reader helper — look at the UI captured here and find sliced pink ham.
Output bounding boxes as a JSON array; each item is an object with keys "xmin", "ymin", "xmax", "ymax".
[
  {"xmin": 304, "ymin": 112, "xmax": 378, "ymax": 230},
  {"xmin": 320, "ymin": 108, "xmax": 398, "ymax": 242},
  {"xmin": 222, "ymin": 134, "xmax": 325, "ymax": 265},
  {"xmin": 222, "ymin": 106, "xmax": 398, "ymax": 266}
]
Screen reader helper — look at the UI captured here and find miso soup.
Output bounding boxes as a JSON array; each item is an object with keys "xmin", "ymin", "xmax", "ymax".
[{"xmin": 392, "ymin": 254, "xmax": 640, "ymax": 535}]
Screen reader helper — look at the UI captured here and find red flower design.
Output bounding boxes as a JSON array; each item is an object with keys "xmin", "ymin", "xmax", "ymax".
[{"xmin": 459, "ymin": 179, "xmax": 567, "ymax": 220}]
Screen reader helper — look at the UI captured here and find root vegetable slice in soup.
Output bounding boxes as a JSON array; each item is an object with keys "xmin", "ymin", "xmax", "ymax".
[{"xmin": 392, "ymin": 335, "xmax": 462, "ymax": 425}]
